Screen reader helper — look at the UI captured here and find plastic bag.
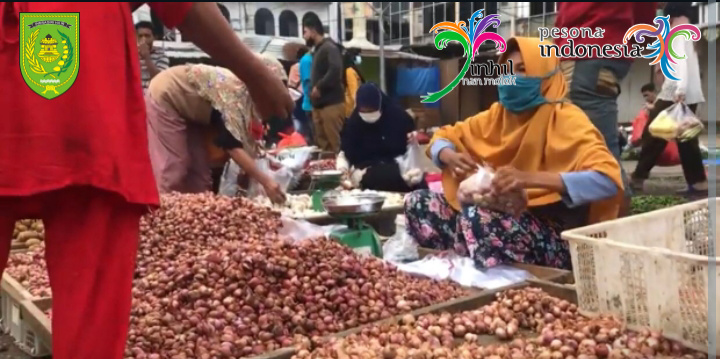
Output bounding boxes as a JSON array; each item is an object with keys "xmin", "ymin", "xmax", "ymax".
[
  {"xmin": 382, "ymin": 229, "xmax": 419, "ymax": 263},
  {"xmin": 649, "ymin": 103, "xmax": 704, "ymax": 142},
  {"xmin": 247, "ymin": 158, "xmax": 294, "ymax": 199},
  {"xmin": 397, "ymin": 138, "xmax": 425, "ymax": 186},
  {"xmin": 457, "ymin": 165, "xmax": 527, "ymax": 217},
  {"xmin": 219, "ymin": 160, "xmax": 242, "ymax": 197},
  {"xmin": 393, "ymin": 254, "xmax": 534, "ymax": 289}
]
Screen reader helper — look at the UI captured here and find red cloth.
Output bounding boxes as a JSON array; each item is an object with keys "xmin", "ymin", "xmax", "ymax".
[
  {"xmin": 0, "ymin": 2, "xmax": 193, "ymax": 206},
  {"xmin": 0, "ymin": 187, "xmax": 144, "ymax": 359},
  {"xmin": 554, "ymin": 2, "xmax": 657, "ymax": 61},
  {"xmin": 277, "ymin": 131, "xmax": 308, "ymax": 148},
  {"xmin": 631, "ymin": 109, "xmax": 680, "ymax": 167}
]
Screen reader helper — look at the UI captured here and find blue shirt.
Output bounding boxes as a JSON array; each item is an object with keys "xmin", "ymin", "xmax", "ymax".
[
  {"xmin": 299, "ymin": 53, "xmax": 313, "ymax": 112},
  {"xmin": 430, "ymin": 139, "xmax": 618, "ymax": 207}
]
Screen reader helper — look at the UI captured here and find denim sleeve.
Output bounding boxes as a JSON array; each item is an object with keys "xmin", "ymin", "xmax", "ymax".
[
  {"xmin": 560, "ymin": 171, "xmax": 619, "ymax": 207},
  {"xmin": 430, "ymin": 139, "xmax": 455, "ymax": 168}
]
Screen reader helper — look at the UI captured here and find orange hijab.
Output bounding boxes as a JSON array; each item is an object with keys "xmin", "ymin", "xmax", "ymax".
[{"xmin": 428, "ymin": 37, "xmax": 624, "ymax": 224}]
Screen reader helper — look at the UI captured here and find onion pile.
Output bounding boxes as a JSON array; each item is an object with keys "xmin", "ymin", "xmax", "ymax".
[
  {"xmin": 12, "ymin": 219, "xmax": 44, "ymax": 248},
  {"xmin": 5, "ymin": 242, "xmax": 51, "ymax": 297},
  {"xmin": 125, "ymin": 193, "xmax": 468, "ymax": 358},
  {"xmin": 296, "ymin": 288, "xmax": 705, "ymax": 359},
  {"xmin": 306, "ymin": 159, "xmax": 336, "ymax": 173}
]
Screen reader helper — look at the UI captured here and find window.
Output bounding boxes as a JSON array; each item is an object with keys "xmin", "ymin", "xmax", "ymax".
[
  {"xmin": 545, "ymin": 2, "xmax": 556, "ymax": 13},
  {"xmin": 345, "ymin": 19, "xmax": 353, "ymax": 41},
  {"xmin": 279, "ymin": 10, "xmax": 298, "ymax": 37},
  {"xmin": 217, "ymin": 3, "xmax": 231, "ymax": 23},
  {"xmin": 254, "ymin": 8, "xmax": 275, "ymax": 36},
  {"xmin": 529, "ymin": 2, "xmax": 544, "ymax": 16}
]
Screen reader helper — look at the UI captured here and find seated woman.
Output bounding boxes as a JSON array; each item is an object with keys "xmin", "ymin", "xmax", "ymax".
[
  {"xmin": 146, "ymin": 54, "xmax": 287, "ymax": 203},
  {"xmin": 404, "ymin": 37, "xmax": 623, "ymax": 270},
  {"xmin": 340, "ymin": 84, "xmax": 426, "ymax": 193}
]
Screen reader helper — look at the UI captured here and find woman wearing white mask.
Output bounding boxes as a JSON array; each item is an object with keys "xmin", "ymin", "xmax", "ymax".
[{"xmin": 340, "ymin": 83, "xmax": 422, "ymax": 192}]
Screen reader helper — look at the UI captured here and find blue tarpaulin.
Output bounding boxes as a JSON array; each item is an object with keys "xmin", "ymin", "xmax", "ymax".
[{"xmin": 394, "ymin": 66, "xmax": 441, "ymax": 108}]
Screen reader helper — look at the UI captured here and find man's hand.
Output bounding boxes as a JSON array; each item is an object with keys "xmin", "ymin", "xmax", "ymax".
[
  {"xmin": 311, "ymin": 87, "xmax": 321, "ymax": 100},
  {"xmin": 407, "ymin": 131, "xmax": 418, "ymax": 144},
  {"xmin": 138, "ymin": 43, "xmax": 151, "ymax": 60},
  {"xmin": 491, "ymin": 166, "xmax": 531, "ymax": 195},
  {"xmin": 262, "ymin": 180, "xmax": 287, "ymax": 204},
  {"xmin": 643, "ymin": 102, "xmax": 655, "ymax": 112},
  {"xmin": 438, "ymin": 148, "xmax": 475, "ymax": 179}
]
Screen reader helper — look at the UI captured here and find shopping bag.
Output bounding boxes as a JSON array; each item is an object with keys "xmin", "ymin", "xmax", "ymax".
[
  {"xmin": 397, "ymin": 138, "xmax": 425, "ymax": 186},
  {"xmin": 649, "ymin": 103, "xmax": 704, "ymax": 142},
  {"xmin": 219, "ymin": 160, "xmax": 242, "ymax": 197},
  {"xmin": 631, "ymin": 109, "xmax": 680, "ymax": 167}
]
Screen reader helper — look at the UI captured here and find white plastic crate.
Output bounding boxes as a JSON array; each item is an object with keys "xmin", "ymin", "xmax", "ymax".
[
  {"xmin": 562, "ymin": 198, "xmax": 719, "ymax": 355},
  {"xmin": 0, "ymin": 273, "xmax": 51, "ymax": 357},
  {"xmin": 17, "ymin": 298, "xmax": 51, "ymax": 358}
]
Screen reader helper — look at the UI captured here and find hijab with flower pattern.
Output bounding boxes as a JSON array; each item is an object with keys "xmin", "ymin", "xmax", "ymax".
[{"xmin": 186, "ymin": 53, "xmax": 288, "ymax": 156}]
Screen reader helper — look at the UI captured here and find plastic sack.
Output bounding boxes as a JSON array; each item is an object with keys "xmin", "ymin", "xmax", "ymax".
[
  {"xmin": 393, "ymin": 254, "xmax": 534, "ymax": 289},
  {"xmin": 382, "ymin": 229, "xmax": 419, "ymax": 263},
  {"xmin": 457, "ymin": 165, "xmax": 527, "ymax": 217},
  {"xmin": 397, "ymin": 138, "xmax": 425, "ymax": 186},
  {"xmin": 631, "ymin": 110, "xmax": 680, "ymax": 166},
  {"xmin": 219, "ymin": 160, "xmax": 242, "ymax": 197},
  {"xmin": 247, "ymin": 158, "xmax": 294, "ymax": 199},
  {"xmin": 649, "ymin": 103, "xmax": 704, "ymax": 142}
]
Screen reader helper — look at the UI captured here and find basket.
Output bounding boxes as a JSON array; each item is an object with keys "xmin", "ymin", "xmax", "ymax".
[
  {"xmin": 562, "ymin": 198, "xmax": 719, "ymax": 355},
  {"xmin": 17, "ymin": 298, "xmax": 52, "ymax": 358}
]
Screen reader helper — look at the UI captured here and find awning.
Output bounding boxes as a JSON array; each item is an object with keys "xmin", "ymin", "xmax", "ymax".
[
  {"xmin": 153, "ymin": 35, "xmax": 306, "ymax": 61},
  {"xmin": 341, "ymin": 38, "xmax": 436, "ymax": 61}
]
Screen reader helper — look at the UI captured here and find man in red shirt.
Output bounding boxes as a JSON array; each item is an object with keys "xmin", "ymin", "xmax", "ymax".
[
  {"xmin": 555, "ymin": 2, "xmax": 657, "ymax": 215},
  {"xmin": 0, "ymin": 2, "xmax": 293, "ymax": 358}
]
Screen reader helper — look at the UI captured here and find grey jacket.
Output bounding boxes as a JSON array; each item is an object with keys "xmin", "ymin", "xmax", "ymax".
[{"xmin": 310, "ymin": 38, "xmax": 345, "ymax": 109}]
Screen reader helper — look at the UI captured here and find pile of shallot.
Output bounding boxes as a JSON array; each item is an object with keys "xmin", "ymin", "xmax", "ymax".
[
  {"xmin": 5, "ymin": 242, "xmax": 51, "ymax": 297},
  {"xmin": 305, "ymin": 159, "xmax": 336, "ymax": 173},
  {"xmin": 125, "ymin": 192, "xmax": 468, "ymax": 359},
  {"xmin": 296, "ymin": 287, "xmax": 705, "ymax": 359}
]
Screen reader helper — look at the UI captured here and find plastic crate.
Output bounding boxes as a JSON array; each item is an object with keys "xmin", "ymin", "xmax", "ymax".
[
  {"xmin": 17, "ymin": 298, "xmax": 51, "ymax": 358},
  {"xmin": 562, "ymin": 198, "xmax": 719, "ymax": 355}
]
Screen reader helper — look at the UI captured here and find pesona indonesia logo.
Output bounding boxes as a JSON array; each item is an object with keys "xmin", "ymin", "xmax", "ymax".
[
  {"xmin": 421, "ymin": 10, "xmax": 508, "ymax": 103},
  {"xmin": 538, "ymin": 15, "xmax": 701, "ymax": 82}
]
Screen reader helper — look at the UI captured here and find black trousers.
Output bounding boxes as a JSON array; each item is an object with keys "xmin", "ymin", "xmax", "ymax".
[{"xmin": 632, "ymin": 100, "xmax": 706, "ymax": 185}]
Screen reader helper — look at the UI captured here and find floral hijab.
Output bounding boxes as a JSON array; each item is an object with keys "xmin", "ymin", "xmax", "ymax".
[{"xmin": 185, "ymin": 53, "xmax": 287, "ymax": 156}]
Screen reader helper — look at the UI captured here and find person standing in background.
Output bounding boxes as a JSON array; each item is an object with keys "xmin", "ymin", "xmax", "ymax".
[
  {"xmin": 555, "ymin": 2, "xmax": 657, "ymax": 216},
  {"xmin": 343, "ymin": 47, "xmax": 365, "ymax": 118},
  {"xmin": 289, "ymin": 46, "xmax": 313, "ymax": 144},
  {"xmin": 632, "ymin": 2, "xmax": 707, "ymax": 194},
  {"xmin": 0, "ymin": 3, "xmax": 293, "ymax": 358},
  {"xmin": 136, "ymin": 21, "xmax": 169, "ymax": 93},
  {"xmin": 298, "ymin": 46, "xmax": 315, "ymax": 144},
  {"xmin": 303, "ymin": 14, "xmax": 345, "ymax": 153}
]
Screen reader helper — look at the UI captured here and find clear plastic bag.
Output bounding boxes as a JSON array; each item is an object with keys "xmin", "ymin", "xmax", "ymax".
[
  {"xmin": 649, "ymin": 103, "xmax": 704, "ymax": 142},
  {"xmin": 247, "ymin": 158, "xmax": 294, "ymax": 199},
  {"xmin": 457, "ymin": 165, "xmax": 527, "ymax": 217},
  {"xmin": 397, "ymin": 138, "xmax": 425, "ymax": 186},
  {"xmin": 393, "ymin": 254, "xmax": 534, "ymax": 289},
  {"xmin": 382, "ymin": 229, "xmax": 419, "ymax": 263},
  {"xmin": 219, "ymin": 160, "xmax": 242, "ymax": 197}
]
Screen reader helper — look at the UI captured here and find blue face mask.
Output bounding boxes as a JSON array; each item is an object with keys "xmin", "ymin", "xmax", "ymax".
[{"xmin": 497, "ymin": 69, "xmax": 559, "ymax": 114}]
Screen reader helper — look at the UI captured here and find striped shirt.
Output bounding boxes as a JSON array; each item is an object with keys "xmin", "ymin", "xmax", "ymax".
[{"xmin": 140, "ymin": 47, "xmax": 169, "ymax": 91}]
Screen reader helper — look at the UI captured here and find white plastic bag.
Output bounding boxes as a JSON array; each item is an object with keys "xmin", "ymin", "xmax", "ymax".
[
  {"xmin": 219, "ymin": 160, "xmax": 242, "ymax": 197},
  {"xmin": 649, "ymin": 103, "xmax": 704, "ymax": 141},
  {"xmin": 393, "ymin": 254, "xmax": 534, "ymax": 289},
  {"xmin": 397, "ymin": 138, "xmax": 425, "ymax": 186},
  {"xmin": 457, "ymin": 165, "xmax": 527, "ymax": 217},
  {"xmin": 382, "ymin": 229, "xmax": 419, "ymax": 263},
  {"xmin": 247, "ymin": 158, "xmax": 294, "ymax": 199}
]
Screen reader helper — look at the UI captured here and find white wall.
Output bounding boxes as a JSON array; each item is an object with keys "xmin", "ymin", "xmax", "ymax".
[
  {"xmin": 618, "ymin": 60, "xmax": 652, "ymax": 124},
  {"xmin": 695, "ymin": 40, "xmax": 718, "ymax": 123},
  {"xmin": 244, "ymin": 2, "xmax": 334, "ymax": 40}
]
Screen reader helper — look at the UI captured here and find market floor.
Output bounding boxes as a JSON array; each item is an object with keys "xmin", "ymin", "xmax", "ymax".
[{"xmin": 0, "ymin": 335, "xmax": 32, "ymax": 359}]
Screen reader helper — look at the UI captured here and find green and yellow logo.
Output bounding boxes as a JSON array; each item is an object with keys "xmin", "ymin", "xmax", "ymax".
[{"xmin": 19, "ymin": 13, "xmax": 79, "ymax": 99}]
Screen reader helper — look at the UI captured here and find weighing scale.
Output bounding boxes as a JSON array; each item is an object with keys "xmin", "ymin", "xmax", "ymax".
[
  {"xmin": 308, "ymin": 170, "xmax": 344, "ymax": 211},
  {"xmin": 317, "ymin": 188, "xmax": 385, "ymax": 258}
]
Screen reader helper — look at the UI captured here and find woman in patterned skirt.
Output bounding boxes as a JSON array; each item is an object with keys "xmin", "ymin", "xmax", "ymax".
[{"xmin": 404, "ymin": 37, "xmax": 624, "ymax": 270}]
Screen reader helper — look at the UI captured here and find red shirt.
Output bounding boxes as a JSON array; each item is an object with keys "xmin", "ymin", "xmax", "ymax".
[
  {"xmin": 0, "ymin": 2, "xmax": 192, "ymax": 205},
  {"xmin": 554, "ymin": 2, "xmax": 657, "ymax": 61}
]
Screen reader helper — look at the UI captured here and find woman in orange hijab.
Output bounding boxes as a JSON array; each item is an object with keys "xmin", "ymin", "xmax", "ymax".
[{"xmin": 404, "ymin": 37, "xmax": 624, "ymax": 270}]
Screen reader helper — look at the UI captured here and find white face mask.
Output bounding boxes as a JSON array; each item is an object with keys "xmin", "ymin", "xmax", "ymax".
[
  {"xmin": 355, "ymin": 55, "xmax": 362, "ymax": 65},
  {"xmin": 359, "ymin": 111, "xmax": 381, "ymax": 123}
]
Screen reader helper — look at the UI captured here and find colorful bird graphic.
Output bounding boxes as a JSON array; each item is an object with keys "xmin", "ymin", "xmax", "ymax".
[
  {"xmin": 421, "ymin": 10, "xmax": 507, "ymax": 103},
  {"xmin": 624, "ymin": 15, "xmax": 701, "ymax": 82}
]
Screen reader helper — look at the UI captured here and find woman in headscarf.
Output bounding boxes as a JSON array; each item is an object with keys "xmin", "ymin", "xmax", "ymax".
[
  {"xmin": 343, "ymin": 47, "xmax": 366, "ymax": 118},
  {"xmin": 146, "ymin": 54, "xmax": 287, "ymax": 203},
  {"xmin": 340, "ymin": 83, "xmax": 424, "ymax": 193},
  {"xmin": 404, "ymin": 37, "xmax": 623, "ymax": 270}
]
